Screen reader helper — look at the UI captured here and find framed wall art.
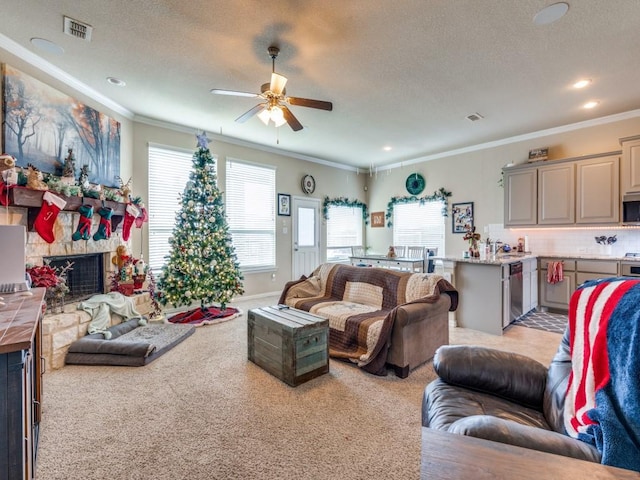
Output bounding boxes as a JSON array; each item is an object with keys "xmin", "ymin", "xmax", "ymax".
[
  {"xmin": 278, "ymin": 193, "xmax": 291, "ymax": 216},
  {"xmin": 2, "ymin": 64, "xmax": 121, "ymax": 187},
  {"xmin": 452, "ymin": 202, "xmax": 474, "ymax": 234},
  {"xmin": 371, "ymin": 211, "xmax": 385, "ymax": 228}
]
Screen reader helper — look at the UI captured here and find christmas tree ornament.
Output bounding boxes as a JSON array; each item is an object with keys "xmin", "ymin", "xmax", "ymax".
[
  {"xmin": 93, "ymin": 206, "xmax": 114, "ymax": 241},
  {"xmin": 72, "ymin": 204, "xmax": 94, "ymax": 241},
  {"xmin": 122, "ymin": 203, "xmax": 140, "ymax": 241},
  {"xmin": 35, "ymin": 191, "xmax": 67, "ymax": 243}
]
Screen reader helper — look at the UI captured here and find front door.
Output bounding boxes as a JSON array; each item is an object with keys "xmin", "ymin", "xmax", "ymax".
[{"xmin": 292, "ymin": 196, "xmax": 321, "ymax": 280}]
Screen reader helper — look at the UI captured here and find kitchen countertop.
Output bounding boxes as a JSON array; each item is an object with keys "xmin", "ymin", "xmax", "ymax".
[{"xmin": 438, "ymin": 252, "xmax": 640, "ymax": 265}]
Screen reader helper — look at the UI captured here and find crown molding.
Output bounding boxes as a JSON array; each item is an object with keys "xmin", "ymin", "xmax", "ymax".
[
  {"xmin": 0, "ymin": 33, "xmax": 134, "ymax": 119},
  {"xmin": 385, "ymin": 109, "xmax": 640, "ymax": 170}
]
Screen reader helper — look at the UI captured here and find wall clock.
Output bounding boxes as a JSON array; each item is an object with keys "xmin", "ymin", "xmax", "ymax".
[
  {"xmin": 406, "ymin": 173, "xmax": 425, "ymax": 195},
  {"xmin": 301, "ymin": 174, "xmax": 316, "ymax": 194}
]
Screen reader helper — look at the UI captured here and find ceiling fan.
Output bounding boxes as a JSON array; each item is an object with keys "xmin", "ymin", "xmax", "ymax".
[{"xmin": 210, "ymin": 46, "xmax": 333, "ymax": 132}]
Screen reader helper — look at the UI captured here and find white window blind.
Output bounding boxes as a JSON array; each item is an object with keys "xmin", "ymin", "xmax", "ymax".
[
  {"xmin": 147, "ymin": 145, "xmax": 203, "ymax": 273},
  {"xmin": 226, "ymin": 158, "xmax": 276, "ymax": 270},
  {"xmin": 326, "ymin": 205, "xmax": 363, "ymax": 262},
  {"xmin": 393, "ymin": 201, "xmax": 445, "ymax": 255}
]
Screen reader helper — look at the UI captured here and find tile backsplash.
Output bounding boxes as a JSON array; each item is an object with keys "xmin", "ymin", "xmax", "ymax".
[{"xmin": 485, "ymin": 224, "xmax": 640, "ymax": 257}]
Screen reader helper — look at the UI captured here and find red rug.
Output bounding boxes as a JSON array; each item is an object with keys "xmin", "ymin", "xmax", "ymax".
[{"xmin": 167, "ymin": 306, "xmax": 241, "ymax": 327}]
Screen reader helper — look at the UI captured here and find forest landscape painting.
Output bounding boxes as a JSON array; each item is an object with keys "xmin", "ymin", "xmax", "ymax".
[{"xmin": 2, "ymin": 64, "xmax": 120, "ymax": 187}]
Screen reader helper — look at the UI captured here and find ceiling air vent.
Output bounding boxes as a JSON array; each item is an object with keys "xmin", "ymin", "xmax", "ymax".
[
  {"xmin": 63, "ymin": 16, "xmax": 93, "ymax": 41},
  {"xmin": 465, "ymin": 113, "xmax": 484, "ymax": 122}
]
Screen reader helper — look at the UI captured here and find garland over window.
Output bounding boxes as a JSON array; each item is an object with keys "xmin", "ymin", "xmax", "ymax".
[
  {"xmin": 322, "ymin": 196, "xmax": 369, "ymax": 225},
  {"xmin": 385, "ymin": 188, "xmax": 452, "ymax": 227}
]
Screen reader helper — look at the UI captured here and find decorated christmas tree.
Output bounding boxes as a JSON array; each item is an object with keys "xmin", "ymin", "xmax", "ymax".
[{"xmin": 158, "ymin": 133, "xmax": 244, "ymax": 310}]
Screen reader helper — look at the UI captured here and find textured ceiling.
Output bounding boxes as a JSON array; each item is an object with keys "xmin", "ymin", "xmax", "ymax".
[{"xmin": 1, "ymin": 0, "xmax": 640, "ymax": 169}]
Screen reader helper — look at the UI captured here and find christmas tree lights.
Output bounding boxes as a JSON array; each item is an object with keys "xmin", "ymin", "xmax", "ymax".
[{"xmin": 158, "ymin": 133, "xmax": 244, "ymax": 309}]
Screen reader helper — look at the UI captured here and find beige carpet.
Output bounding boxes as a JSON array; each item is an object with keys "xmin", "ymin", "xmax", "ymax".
[{"xmin": 36, "ymin": 295, "xmax": 561, "ymax": 480}]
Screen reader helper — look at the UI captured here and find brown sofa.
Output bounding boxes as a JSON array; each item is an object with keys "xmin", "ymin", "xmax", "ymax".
[{"xmin": 279, "ymin": 263, "xmax": 458, "ymax": 377}]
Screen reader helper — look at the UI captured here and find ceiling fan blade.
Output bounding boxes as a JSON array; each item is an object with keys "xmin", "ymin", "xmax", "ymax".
[
  {"xmin": 286, "ymin": 96, "xmax": 333, "ymax": 111},
  {"xmin": 270, "ymin": 73, "xmax": 288, "ymax": 95},
  {"xmin": 281, "ymin": 105, "xmax": 303, "ymax": 131},
  {"xmin": 210, "ymin": 88, "xmax": 259, "ymax": 98},
  {"xmin": 235, "ymin": 103, "xmax": 266, "ymax": 123}
]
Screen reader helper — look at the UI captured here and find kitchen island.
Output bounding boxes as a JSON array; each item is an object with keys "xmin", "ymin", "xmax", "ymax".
[{"xmin": 438, "ymin": 254, "xmax": 537, "ymax": 335}]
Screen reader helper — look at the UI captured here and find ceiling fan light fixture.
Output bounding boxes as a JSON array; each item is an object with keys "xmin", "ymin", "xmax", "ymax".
[
  {"xmin": 257, "ymin": 108, "xmax": 271, "ymax": 125},
  {"xmin": 270, "ymin": 73, "xmax": 288, "ymax": 95},
  {"xmin": 271, "ymin": 106, "xmax": 287, "ymax": 127}
]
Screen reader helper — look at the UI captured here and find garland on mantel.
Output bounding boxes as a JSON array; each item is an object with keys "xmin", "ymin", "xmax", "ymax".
[
  {"xmin": 322, "ymin": 196, "xmax": 369, "ymax": 225},
  {"xmin": 385, "ymin": 188, "xmax": 452, "ymax": 227}
]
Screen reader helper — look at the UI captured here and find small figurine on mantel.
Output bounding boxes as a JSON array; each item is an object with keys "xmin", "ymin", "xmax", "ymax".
[
  {"xmin": 387, "ymin": 246, "xmax": 397, "ymax": 258},
  {"xmin": 26, "ymin": 164, "xmax": 48, "ymax": 190},
  {"xmin": 61, "ymin": 148, "xmax": 76, "ymax": 186},
  {"xmin": 78, "ymin": 164, "xmax": 90, "ymax": 191}
]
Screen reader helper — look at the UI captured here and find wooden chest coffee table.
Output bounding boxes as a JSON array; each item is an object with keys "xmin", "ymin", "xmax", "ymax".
[{"xmin": 247, "ymin": 305, "xmax": 329, "ymax": 387}]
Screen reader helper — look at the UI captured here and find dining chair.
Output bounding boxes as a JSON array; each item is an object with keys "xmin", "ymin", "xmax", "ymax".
[
  {"xmin": 406, "ymin": 246, "xmax": 425, "ymax": 259},
  {"xmin": 392, "ymin": 246, "xmax": 406, "ymax": 258},
  {"xmin": 351, "ymin": 246, "xmax": 365, "ymax": 257}
]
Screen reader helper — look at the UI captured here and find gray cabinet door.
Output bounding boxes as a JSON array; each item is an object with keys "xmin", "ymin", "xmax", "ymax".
[
  {"xmin": 576, "ymin": 155, "xmax": 620, "ymax": 224},
  {"xmin": 538, "ymin": 163, "xmax": 575, "ymax": 225},
  {"xmin": 621, "ymin": 137, "xmax": 640, "ymax": 195},
  {"xmin": 504, "ymin": 169, "xmax": 537, "ymax": 226},
  {"xmin": 539, "ymin": 271, "xmax": 575, "ymax": 311}
]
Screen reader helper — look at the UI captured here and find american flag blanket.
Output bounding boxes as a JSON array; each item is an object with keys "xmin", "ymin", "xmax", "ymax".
[{"xmin": 564, "ymin": 277, "xmax": 640, "ymax": 471}]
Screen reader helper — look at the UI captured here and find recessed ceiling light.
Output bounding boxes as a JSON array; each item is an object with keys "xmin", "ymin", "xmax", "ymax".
[
  {"xmin": 583, "ymin": 101, "xmax": 599, "ymax": 109},
  {"xmin": 30, "ymin": 37, "xmax": 64, "ymax": 55},
  {"xmin": 573, "ymin": 79, "xmax": 592, "ymax": 89},
  {"xmin": 383, "ymin": 146, "xmax": 392, "ymax": 151},
  {"xmin": 106, "ymin": 77, "xmax": 126, "ymax": 87},
  {"xmin": 533, "ymin": 2, "xmax": 569, "ymax": 25}
]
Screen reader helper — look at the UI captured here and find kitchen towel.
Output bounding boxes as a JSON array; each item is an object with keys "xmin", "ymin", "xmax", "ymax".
[{"xmin": 547, "ymin": 261, "xmax": 564, "ymax": 284}]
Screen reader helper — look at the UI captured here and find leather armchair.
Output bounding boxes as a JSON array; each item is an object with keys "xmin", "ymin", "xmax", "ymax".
[{"xmin": 422, "ymin": 329, "xmax": 601, "ymax": 462}]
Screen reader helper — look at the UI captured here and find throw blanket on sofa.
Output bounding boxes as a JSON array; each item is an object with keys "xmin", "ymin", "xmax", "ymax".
[
  {"xmin": 281, "ymin": 263, "xmax": 458, "ymax": 375},
  {"xmin": 564, "ymin": 277, "xmax": 640, "ymax": 471}
]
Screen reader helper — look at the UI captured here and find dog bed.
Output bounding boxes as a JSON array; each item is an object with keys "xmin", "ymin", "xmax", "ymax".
[{"xmin": 65, "ymin": 318, "xmax": 195, "ymax": 366}]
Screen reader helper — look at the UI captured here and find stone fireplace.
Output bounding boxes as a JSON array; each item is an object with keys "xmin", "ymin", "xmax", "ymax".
[{"xmin": 1, "ymin": 204, "xmax": 152, "ymax": 370}]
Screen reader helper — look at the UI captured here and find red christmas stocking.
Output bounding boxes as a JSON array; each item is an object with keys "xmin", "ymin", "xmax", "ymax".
[
  {"xmin": 35, "ymin": 191, "xmax": 67, "ymax": 243},
  {"xmin": 122, "ymin": 203, "xmax": 139, "ymax": 241}
]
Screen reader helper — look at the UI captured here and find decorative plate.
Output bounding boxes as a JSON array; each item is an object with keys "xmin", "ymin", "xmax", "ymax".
[
  {"xmin": 405, "ymin": 173, "xmax": 425, "ymax": 195},
  {"xmin": 301, "ymin": 174, "xmax": 316, "ymax": 194}
]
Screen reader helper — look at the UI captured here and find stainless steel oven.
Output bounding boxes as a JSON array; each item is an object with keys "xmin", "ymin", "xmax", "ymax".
[{"xmin": 621, "ymin": 262, "xmax": 640, "ymax": 277}]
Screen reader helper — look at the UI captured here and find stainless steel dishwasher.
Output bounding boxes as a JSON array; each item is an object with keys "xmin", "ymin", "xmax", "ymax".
[{"xmin": 506, "ymin": 261, "xmax": 523, "ymax": 327}]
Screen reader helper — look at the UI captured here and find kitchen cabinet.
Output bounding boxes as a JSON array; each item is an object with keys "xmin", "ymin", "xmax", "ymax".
[
  {"xmin": 504, "ymin": 151, "xmax": 623, "ymax": 227},
  {"xmin": 523, "ymin": 258, "xmax": 538, "ymax": 314},
  {"xmin": 0, "ymin": 288, "xmax": 45, "ymax": 480},
  {"xmin": 539, "ymin": 258, "xmax": 620, "ymax": 311},
  {"xmin": 538, "ymin": 163, "xmax": 575, "ymax": 225},
  {"xmin": 576, "ymin": 155, "xmax": 619, "ymax": 224},
  {"xmin": 504, "ymin": 169, "xmax": 537, "ymax": 226},
  {"xmin": 539, "ymin": 259, "xmax": 576, "ymax": 311},
  {"xmin": 621, "ymin": 135, "xmax": 640, "ymax": 195},
  {"xmin": 575, "ymin": 260, "xmax": 619, "ymax": 287}
]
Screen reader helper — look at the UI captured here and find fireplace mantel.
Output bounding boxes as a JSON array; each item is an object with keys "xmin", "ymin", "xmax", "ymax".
[{"xmin": 8, "ymin": 186, "xmax": 126, "ymax": 232}]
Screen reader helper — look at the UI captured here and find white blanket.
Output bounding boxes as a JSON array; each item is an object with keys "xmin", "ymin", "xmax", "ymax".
[{"xmin": 78, "ymin": 292, "xmax": 146, "ymax": 339}]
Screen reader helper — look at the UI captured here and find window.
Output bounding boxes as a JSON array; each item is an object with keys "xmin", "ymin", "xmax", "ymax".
[
  {"xmin": 147, "ymin": 144, "xmax": 198, "ymax": 273},
  {"xmin": 326, "ymin": 205, "xmax": 363, "ymax": 262},
  {"xmin": 392, "ymin": 201, "xmax": 445, "ymax": 255},
  {"xmin": 226, "ymin": 158, "xmax": 276, "ymax": 270}
]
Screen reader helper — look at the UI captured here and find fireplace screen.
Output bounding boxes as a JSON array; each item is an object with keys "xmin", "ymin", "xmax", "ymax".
[{"xmin": 44, "ymin": 253, "xmax": 105, "ymax": 302}]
